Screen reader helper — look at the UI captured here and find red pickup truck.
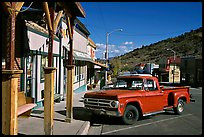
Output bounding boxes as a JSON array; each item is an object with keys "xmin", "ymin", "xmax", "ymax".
[{"xmin": 83, "ymin": 74, "xmax": 194, "ymax": 124}]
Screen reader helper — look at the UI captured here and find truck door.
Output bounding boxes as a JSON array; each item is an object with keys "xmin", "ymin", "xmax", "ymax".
[{"xmin": 143, "ymin": 79, "xmax": 164, "ymax": 113}]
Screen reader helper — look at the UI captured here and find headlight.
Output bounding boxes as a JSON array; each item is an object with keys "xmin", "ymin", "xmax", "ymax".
[
  {"xmin": 110, "ymin": 101, "xmax": 119, "ymax": 108},
  {"xmin": 84, "ymin": 98, "xmax": 88, "ymax": 103}
]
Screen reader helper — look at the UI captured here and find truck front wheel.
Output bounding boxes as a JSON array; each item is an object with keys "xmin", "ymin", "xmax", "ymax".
[
  {"xmin": 122, "ymin": 105, "xmax": 139, "ymax": 125},
  {"xmin": 173, "ymin": 99, "xmax": 184, "ymax": 115}
]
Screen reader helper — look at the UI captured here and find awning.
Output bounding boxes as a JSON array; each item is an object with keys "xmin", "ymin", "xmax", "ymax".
[
  {"xmin": 91, "ymin": 61, "xmax": 107, "ymax": 68},
  {"xmin": 73, "ymin": 51, "xmax": 92, "ymax": 61},
  {"xmin": 73, "ymin": 50, "xmax": 92, "ymax": 62},
  {"xmin": 73, "ymin": 50, "xmax": 107, "ymax": 68}
]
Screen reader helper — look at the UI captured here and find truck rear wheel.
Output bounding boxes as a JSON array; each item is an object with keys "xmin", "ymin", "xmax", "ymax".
[
  {"xmin": 122, "ymin": 105, "xmax": 139, "ymax": 125},
  {"xmin": 173, "ymin": 99, "xmax": 184, "ymax": 115}
]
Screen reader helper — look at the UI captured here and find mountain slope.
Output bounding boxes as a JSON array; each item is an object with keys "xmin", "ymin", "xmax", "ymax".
[{"xmin": 110, "ymin": 27, "xmax": 202, "ymax": 72}]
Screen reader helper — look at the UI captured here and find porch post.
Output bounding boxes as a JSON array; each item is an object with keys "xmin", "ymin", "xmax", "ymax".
[
  {"xmin": 5, "ymin": 2, "xmax": 16, "ymax": 70},
  {"xmin": 1, "ymin": 2, "xmax": 24, "ymax": 135},
  {"xmin": 65, "ymin": 16, "xmax": 75, "ymax": 123},
  {"xmin": 43, "ymin": 67, "xmax": 57, "ymax": 135},
  {"xmin": 2, "ymin": 70, "xmax": 23, "ymax": 135},
  {"xmin": 42, "ymin": 2, "xmax": 56, "ymax": 135},
  {"xmin": 65, "ymin": 65, "xmax": 75, "ymax": 122}
]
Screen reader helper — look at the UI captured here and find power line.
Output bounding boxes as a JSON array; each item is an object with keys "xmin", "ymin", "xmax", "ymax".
[
  {"xmin": 97, "ymin": 3, "xmax": 108, "ymax": 33},
  {"xmin": 80, "ymin": 2, "xmax": 105, "ymax": 43},
  {"xmin": 82, "ymin": 21, "xmax": 105, "ymax": 43},
  {"xmin": 114, "ymin": 29, "xmax": 193, "ymax": 37},
  {"xmin": 15, "ymin": 2, "xmax": 33, "ymax": 13}
]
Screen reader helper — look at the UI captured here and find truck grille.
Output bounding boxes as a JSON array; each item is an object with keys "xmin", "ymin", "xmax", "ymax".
[{"xmin": 84, "ymin": 98, "xmax": 118, "ymax": 108}]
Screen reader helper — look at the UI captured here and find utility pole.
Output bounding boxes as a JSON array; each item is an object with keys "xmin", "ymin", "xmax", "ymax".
[{"xmin": 105, "ymin": 28, "xmax": 122, "ymax": 86}]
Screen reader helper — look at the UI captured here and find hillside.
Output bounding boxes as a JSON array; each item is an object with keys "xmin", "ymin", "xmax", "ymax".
[{"xmin": 110, "ymin": 27, "xmax": 202, "ymax": 73}]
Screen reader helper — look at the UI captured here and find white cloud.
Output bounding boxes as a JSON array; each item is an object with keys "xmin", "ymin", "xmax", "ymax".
[
  {"xmin": 108, "ymin": 44, "xmax": 115, "ymax": 49},
  {"xmin": 95, "ymin": 49, "xmax": 101, "ymax": 52},
  {"xmin": 95, "ymin": 41, "xmax": 136, "ymax": 58},
  {"xmin": 123, "ymin": 41, "xmax": 134, "ymax": 45},
  {"xmin": 119, "ymin": 45, "xmax": 127, "ymax": 49},
  {"xmin": 114, "ymin": 49, "xmax": 120, "ymax": 53},
  {"xmin": 96, "ymin": 43, "xmax": 106, "ymax": 50}
]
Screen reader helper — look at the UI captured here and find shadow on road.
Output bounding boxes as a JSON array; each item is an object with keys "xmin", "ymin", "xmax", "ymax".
[
  {"xmin": 73, "ymin": 107, "xmax": 92, "ymax": 121},
  {"xmin": 90, "ymin": 114, "xmax": 124, "ymax": 125},
  {"xmin": 90, "ymin": 110, "xmax": 179, "ymax": 126},
  {"xmin": 55, "ymin": 107, "xmax": 92, "ymax": 121},
  {"xmin": 55, "ymin": 107, "xmax": 124, "ymax": 125}
]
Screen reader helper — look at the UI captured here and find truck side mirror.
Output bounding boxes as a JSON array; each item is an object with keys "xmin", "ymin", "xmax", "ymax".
[
  {"xmin": 160, "ymin": 86, "xmax": 164, "ymax": 93},
  {"xmin": 160, "ymin": 85, "xmax": 164, "ymax": 89}
]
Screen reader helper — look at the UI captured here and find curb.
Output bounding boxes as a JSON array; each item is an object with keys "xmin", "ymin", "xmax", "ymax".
[{"xmin": 77, "ymin": 121, "xmax": 90, "ymax": 135}]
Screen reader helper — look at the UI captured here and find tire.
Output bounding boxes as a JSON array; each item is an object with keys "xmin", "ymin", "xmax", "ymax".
[
  {"xmin": 122, "ymin": 105, "xmax": 139, "ymax": 125},
  {"xmin": 173, "ymin": 99, "xmax": 184, "ymax": 115}
]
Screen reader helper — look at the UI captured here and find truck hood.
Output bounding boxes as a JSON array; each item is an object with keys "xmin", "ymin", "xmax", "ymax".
[{"xmin": 84, "ymin": 89, "xmax": 142, "ymax": 100}]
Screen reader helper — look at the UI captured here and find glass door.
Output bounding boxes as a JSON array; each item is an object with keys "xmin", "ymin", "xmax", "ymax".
[{"xmin": 26, "ymin": 55, "xmax": 33, "ymax": 97}]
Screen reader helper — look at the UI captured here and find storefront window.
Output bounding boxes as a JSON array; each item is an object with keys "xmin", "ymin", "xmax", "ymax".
[
  {"xmin": 26, "ymin": 56, "xmax": 33, "ymax": 97},
  {"xmin": 74, "ymin": 66, "xmax": 79, "ymax": 82},
  {"xmin": 41, "ymin": 55, "xmax": 48, "ymax": 81},
  {"xmin": 81, "ymin": 66, "xmax": 85, "ymax": 80},
  {"xmin": 74, "ymin": 66, "xmax": 85, "ymax": 83}
]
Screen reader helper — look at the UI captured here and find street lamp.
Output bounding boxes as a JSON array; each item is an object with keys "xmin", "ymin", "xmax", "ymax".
[
  {"xmin": 105, "ymin": 28, "xmax": 123, "ymax": 86},
  {"xmin": 166, "ymin": 48, "xmax": 176, "ymax": 84}
]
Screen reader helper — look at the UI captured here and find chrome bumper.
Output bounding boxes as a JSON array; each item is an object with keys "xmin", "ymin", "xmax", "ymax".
[{"xmin": 85, "ymin": 107, "xmax": 121, "ymax": 117}]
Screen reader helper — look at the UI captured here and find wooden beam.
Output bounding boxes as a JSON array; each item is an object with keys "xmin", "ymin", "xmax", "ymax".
[
  {"xmin": 64, "ymin": 9, "xmax": 72, "ymax": 18},
  {"xmin": 5, "ymin": 2, "xmax": 16, "ymax": 70},
  {"xmin": 42, "ymin": 2, "xmax": 53, "ymax": 31},
  {"xmin": 56, "ymin": 2, "xmax": 85, "ymax": 18},
  {"xmin": 66, "ymin": 15, "xmax": 73, "ymax": 40},
  {"xmin": 15, "ymin": 2, "xmax": 24, "ymax": 16},
  {"xmin": 47, "ymin": 5, "xmax": 55, "ymax": 67},
  {"xmin": 53, "ymin": 10, "xmax": 63, "ymax": 33},
  {"xmin": 2, "ymin": 2, "xmax": 11, "ymax": 7},
  {"xmin": 67, "ymin": 16, "xmax": 75, "ymax": 65},
  {"xmin": 75, "ymin": 2, "xmax": 86, "ymax": 18},
  {"xmin": 2, "ymin": 2, "xmax": 12, "ymax": 15},
  {"xmin": 56, "ymin": 2, "xmax": 72, "ymax": 18}
]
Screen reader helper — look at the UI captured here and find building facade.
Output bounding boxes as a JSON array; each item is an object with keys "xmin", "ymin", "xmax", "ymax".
[
  {"xmin": 158, "ymin": 56, "xmax": 181, "ymax": 83},
  {"xmin": 180, "ymin": 56, "xmax": 202, "ymax": 87},
  {"xmin": 23, "ymin": 20, "xmax": 62, "ymax": 108},
  {"xmin": 1, "ymin": 5, "xmax": 106, "ymax": 109}
]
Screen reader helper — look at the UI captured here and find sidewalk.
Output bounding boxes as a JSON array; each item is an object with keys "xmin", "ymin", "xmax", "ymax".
[{"xmin": 18, "ymin": 85, "xmax": 100, "ymax": 135}]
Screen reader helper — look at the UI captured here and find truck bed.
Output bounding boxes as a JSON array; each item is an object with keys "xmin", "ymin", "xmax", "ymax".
[{"xmin": 161, "ymin": 86, "xmax": 190, "ymax": 92}]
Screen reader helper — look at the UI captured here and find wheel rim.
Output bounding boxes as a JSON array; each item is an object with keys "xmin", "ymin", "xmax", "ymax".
[
  {"xmin": 178, "ymin": 102, "xmax": 184, "ymax": 112},
  {"xmin": 126, "ymin": 111, "xmax": 134, "ymax": 120}
]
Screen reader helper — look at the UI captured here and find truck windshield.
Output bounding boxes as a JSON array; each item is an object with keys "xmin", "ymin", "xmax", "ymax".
[{"xmin": 112, "ymin": 78, "xmax": 143, "ymax": 90}]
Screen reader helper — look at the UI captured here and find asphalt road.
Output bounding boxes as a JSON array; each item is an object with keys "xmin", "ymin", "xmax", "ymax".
[{"xmin": 88, "ymin": 87, "xmax": 202, "ymax": 135}]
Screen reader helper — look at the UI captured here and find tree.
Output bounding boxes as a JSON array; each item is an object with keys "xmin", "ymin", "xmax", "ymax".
[{"xmin": 110, "ymin": 59, "xmax": 121, "ymax": 77}]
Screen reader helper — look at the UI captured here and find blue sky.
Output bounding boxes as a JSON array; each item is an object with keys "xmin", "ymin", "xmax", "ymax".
[{"xmin": 79, "ymin": 2, "xmax": 202, "ymax": 59}]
